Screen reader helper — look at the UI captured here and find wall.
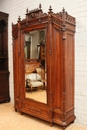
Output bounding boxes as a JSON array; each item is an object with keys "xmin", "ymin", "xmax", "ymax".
[{"xmin": 0, "ymin": 0, "xmax": 87, "ymax": 125}]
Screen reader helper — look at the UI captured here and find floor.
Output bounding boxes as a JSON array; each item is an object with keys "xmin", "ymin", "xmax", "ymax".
[
  {"xmin": 26, "ymin": 89, "xmax": 46, "ymax": 103},
  {"xmin": 0, "ymin": 102, "xmax": 87, "ymax": 130}
]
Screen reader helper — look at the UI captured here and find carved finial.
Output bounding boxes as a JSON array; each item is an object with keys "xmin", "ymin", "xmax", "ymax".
[
  {"xmin": 39, "ymin": 3, "xmax": 42, "ymax": 10},
  {"xmin": 49, "ymin": 5, "xmax": 52, "ymax": 13},
  {"xmin": 26, "ymin": 8, "xmax": 28, "ymax": 14},
  {"xmin": 18, "ymin": 16, "xmax": 21, "ymax": 22},
  {"xmin": 62, "ymin": 7, "xmax": 65, "ymax": 13}
]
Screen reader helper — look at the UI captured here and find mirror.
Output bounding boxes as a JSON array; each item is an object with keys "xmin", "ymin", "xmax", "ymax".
[{"xmin": 24, "ymin": 29, "xmax": 47, "ymax": 104}]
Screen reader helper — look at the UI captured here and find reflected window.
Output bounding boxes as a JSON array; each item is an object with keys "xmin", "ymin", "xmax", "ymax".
[{"xmin": 24, "ymin": 30, "xmax": 45, "ymax": 61}]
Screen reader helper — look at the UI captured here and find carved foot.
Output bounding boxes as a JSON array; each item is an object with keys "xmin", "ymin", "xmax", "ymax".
[
  {"xmin": 62, "ymin": 126, "xmax": 66, "ymax": 130},
  {"xmin": 50, "ymin": 122, "xmax": 53, "ymax": 127},
  {"xmin": 71, "ymin": 120, "xmax": 74, "ymax": 123},
  {"xmin": 15, "ymin": 108, "xmax": 17, "ymax": 112},
  {"xmin": 20, "ymin": 111, "xmax": 23, "ymax": 115}
]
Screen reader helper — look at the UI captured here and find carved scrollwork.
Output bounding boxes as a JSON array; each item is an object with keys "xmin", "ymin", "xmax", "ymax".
[
  {"xmin": 25, "ymin": 4, "xmax": 48, "ymax": 24},
  {"xmin": 58, "ymin": 113, "xmax": 62, "ymax": 120},
  {"xmin": 26, "ymin": 10, "xmax": 41, "ymax": 19},
  {"xmin": 52, "ymin": 16, "xmax": 62, "ymax": 27},
  {"xmin": 15, "ymin": 99, "xmax": 22, "ymax": 109},
  {"xmin": 47, "ymin": 110, "xmax": 53, "ymax": 118},
  {"xmin": 19, "ymin": 14, "xmax": 48, "ymax": 28},
  {"xmin": 29, "ymin": 106, "xmax": 42, "ymax": 115},
  {"xmin": 15, "ymin": 100, "xmax": 19, "ymax": 106},
  {"xmin": 26, "ymin": 4, "xmax": 43, "ymax": 20},
  {"xmin": 66, "ymin": 14, "xmax": 75, "ymax": 24},
  {"xmin": 55, "ymin": 13, "xmax": 62, "ymax": 19},
  {"xmin": 56, "ymin": 8, "xmax": 75, "ymax": 24},
  {"xmin": 62, "ymin": 31, "xmax": 66, "ymax": 40}
]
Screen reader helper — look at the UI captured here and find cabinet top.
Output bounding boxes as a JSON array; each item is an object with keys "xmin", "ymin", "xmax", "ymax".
[
  {"xmin": 0, "ymin": 12, "xmax": 8, "ymax": 21},
  {"xmin": 12, "ymin": 4, "xmax": 76, "ymax": 39},
  {"xmin": 0, "ymin": 11, "xmax": 8, "ymax": 17},
  {"xmin": 13, "ymin": 4, "xmax": 75, "ymax": 25}
]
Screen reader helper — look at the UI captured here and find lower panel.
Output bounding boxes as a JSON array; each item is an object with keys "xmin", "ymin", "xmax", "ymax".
[
  {"xmin": 14, "ymin": 99, "xmax": 53, "ymax": 123},
  {"xmin": 0, "ymin": 72, "xmax": 10, "ymax": 103},
  {"xmin": 53, "ymin": 108, "xmax": 76, "ymax": 126}
]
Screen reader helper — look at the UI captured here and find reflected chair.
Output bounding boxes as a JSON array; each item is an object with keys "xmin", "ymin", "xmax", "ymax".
[
  {"xmin": 26, "ymin": 73, "xmax": 43, "ymax": 93},
  {"xmin": 35, "ymin": 67, "xmax": 46, "ymax": 89}
]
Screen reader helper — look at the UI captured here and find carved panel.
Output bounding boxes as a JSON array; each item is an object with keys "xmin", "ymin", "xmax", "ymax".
[
  {"xmin": 15, "ymin": 99, "xmax": 22, "ymax": 109},
  {"xmin": 67, "ymin": 33, "xmax": 74, "ymax": 109},
  {"xmin": 56, "ymin": 8, "xmax": 75, "ymax": 24},
  {"xmin": 52, "ymin": 15, "xmax": 62, "ymax": 27},
  {"xmin": 26, "ymin": 8, "xmax": 43, "ymax": 20},
  {"xmin": 55, "ymin": 13, "xmax": 62, "ymax": 19},
  {"xmin": 21, "ymin": 102, "xmax": 52, "ymax": 119},
  {"xmin": 22, "ymin": 103, "xmax": 42, "ymax": 115},
  {"xmin": 12, "ymin": 23, "xmax": 18, "ymax": 39},
  {"xmin": 29, "ymin": 106, "xmax": 42, "ymax": 115},
  {"xmin": 66, "ymin": 14, "xmax": 75, "ymax": 24}
]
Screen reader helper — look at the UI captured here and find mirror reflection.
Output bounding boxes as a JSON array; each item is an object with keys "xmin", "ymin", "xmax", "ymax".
[{"xmin": 24, "ymin": 29, "xmax": 47, "ymax": 104}]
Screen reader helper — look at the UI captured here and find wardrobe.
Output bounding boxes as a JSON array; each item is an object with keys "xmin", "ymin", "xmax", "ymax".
[{"xmin": 12, "ymin": 4, "xmax": 76, "ymax": 130}]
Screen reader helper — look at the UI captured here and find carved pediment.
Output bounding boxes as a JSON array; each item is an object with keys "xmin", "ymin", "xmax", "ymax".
[
  {"xmin": 55, "ymin": 8, "xmax": 75, "ymax": 24},
  {"xmin": 12, "ymin": 5, "xmax": 76, "ymax": 39},
  {"xmin": 66, "ymin": 14, "xmax": 75, "ymax": 24},
  {"xmin": 26, "ymin": 8, "xmax": 43, "ymax": 19},
  {"xmin": 26, "ymin": 4, "xmax": 44, "ymax": 20}
]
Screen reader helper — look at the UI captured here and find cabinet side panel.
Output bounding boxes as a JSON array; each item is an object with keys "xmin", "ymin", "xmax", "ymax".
[
  {"xmin": 0, "ymin": 73, "xmax": 10, "ymax": 102},
  {"xmin": 13, "ymin": 39, "xmax": 19, "ymax": 100},
  {"xmin": 52, "ymin": 27, "xmax": 62, "ymax": 110},
  {"xmin": 66, "ymin": 32, "xmax": 74, "ymax": 110}
]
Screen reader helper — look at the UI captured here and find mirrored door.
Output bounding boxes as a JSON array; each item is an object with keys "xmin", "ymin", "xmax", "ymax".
[{"xmin": 24, "ymin": 29, "xmax": 47, "ymax": 104}]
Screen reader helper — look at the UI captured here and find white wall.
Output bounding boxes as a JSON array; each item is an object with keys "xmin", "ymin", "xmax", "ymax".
[{"xmin": 0, "ymin": 0, "xmax": 87, "ymax": 125}]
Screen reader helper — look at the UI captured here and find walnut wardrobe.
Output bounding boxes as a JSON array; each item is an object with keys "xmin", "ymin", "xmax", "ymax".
[{"xmin": 12, "ymin": 5, "xmax": 76, "ymax": 130}]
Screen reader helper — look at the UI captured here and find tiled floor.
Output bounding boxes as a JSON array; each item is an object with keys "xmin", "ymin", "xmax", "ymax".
[{"xmin": 0, "ymin": 102, "xmax": 87, "ymax": 130}]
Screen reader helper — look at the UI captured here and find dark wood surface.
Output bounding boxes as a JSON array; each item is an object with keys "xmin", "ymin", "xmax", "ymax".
[
  {"xmin": 12, "ymin": 5, "xmax": 76, "ymax": 130},
  {"xmin": 0, "ymin": 12, "xmax": 10, "ymax": 103}
]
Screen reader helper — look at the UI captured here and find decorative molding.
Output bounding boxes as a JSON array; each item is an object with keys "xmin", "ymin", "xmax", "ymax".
[
  {"xmin": 56, "ymin": 8, "xmax": 75, "ymax": 24},
  {"xmin": 55, "ymin": 13, "xmax": 62, "ymax": 19},
  {"xmin": 29, "ymin": 106, "xmax": 42, "ymax": 115},
  {"xmin": 12, "ymin": 6, "xmax": 75, "ymax": 35},
  {"xmin": 49, "ymin": 92, "xmax": 53, "ymax": 102},
  {"xmin": 15, "ymin": 99, "xmax": 22, "ymax": 109},
  {"xmin": 47, "ymin": 110, "xmax": 53, "ymax": 118},
  {"xmin": 25, "ymin": 4, "xmax": 47, "ymax": 21},
  {"xmin": 12, "ymin": 23, "xmax": 18, "ymax": 39},
  {"xmin": 52, "ymin": 15, "xmax": 62, "ymax": 27},
  {"xmin": 66, "ymin": 14, "xmax": 75, "ymax": 24},
  {"xmin": 19, "ymin": 14, "xmax": 48, "ymax": 29}
]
